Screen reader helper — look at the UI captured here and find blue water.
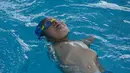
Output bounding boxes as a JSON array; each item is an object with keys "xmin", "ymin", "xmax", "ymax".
[{"xmin": 0, "ymin": 0, "xmax": 130, "ymax": 73}]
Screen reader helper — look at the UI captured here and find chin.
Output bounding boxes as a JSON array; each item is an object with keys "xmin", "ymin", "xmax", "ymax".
[
  {"xmin": 55, "ymin": 27, "xmax": 69, "ymax": 39},
  {"xmin": 59, "ymin": 26, "xmax": 69, "ymax": 33},
  {"xmin": 55, "ymin": 31, "xmax": 68, "ymax": 40}
]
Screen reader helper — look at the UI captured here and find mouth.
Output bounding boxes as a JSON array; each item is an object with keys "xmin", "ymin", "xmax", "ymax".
[
  {"xmin": 56, "ymin": 24, "xmax": 65, "ymax": 29},
  {"xmin": 56, "ymin": 24, "xmax": 60, "ymax": 28}
]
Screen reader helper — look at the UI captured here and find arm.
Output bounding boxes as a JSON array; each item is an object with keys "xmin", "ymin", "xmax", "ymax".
[{"xmin": 81, "ymin": 36, "xmax": 95, "ymax": 47}]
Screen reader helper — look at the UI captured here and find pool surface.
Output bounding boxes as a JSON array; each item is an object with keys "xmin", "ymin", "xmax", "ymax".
[{"xmin": 0, "ymin": 0, "xmax": 130, "ymax": 73}]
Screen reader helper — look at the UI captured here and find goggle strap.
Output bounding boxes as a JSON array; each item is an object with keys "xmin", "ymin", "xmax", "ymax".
[{"xmin": 41, "ymin": 26, "xmax": 45, "ymax": 30}]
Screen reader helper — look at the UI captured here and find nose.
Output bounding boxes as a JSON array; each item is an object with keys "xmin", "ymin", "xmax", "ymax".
[
  {"xmin": 52, "ymin": 21, "xmax": 62, "ymax": 27},
  {"xmin": 52, "ymin": 22, "xmax": 58, "ymax": 27}
]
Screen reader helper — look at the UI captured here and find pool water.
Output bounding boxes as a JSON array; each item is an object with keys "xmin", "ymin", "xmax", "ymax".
[{"xmin": 0, "ymin": 0, "xmax": 130, "ymax": 73}]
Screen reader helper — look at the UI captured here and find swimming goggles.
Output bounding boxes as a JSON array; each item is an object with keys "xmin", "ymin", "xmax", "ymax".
[{"xmin": 41, "ymin": 18, "xmax": 56, "ymax": 30}]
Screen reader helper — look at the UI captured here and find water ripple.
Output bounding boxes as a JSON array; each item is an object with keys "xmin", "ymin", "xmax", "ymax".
[
  {"xmin": 11, "ymin": 31, "xmax": 31, "ymax": 52},
  {"xmin": 54, "ymin": 1, "xmax": 130, "ymax": 12},
  {"xmin": 119, "ymin": 54, "xmax": 130, "ymax": 59},
  {"xmin": 87, "ymin": 1, "xmax": 130, "ymax": 12},
  {"xmin": 123, "ymin": 20, "xmax": 130, "ymax": 24}
]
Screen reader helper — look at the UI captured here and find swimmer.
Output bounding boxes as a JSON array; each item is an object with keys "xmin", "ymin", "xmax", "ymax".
[{"xmin": 35, "ymin": 17, "xmax": 111, "ymax": 73}]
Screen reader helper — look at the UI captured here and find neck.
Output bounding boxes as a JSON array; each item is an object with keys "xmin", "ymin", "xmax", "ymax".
[
  {"xmin": 55, "ymin": 36, "xmax": 69, "ymax": 43},
  {"xmin": 48, "ymin": 35, "xmax": 69, "ymax": 44}
]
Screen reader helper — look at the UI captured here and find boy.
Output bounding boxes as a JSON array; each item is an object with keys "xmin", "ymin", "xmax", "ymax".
[{"xmin": 35, "ymin": 17, "xmax": 109, "ymax": 73}]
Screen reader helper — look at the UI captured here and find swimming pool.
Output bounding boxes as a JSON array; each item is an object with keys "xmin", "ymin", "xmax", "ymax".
[{"xmin": 0, "ymin": 0, "xmax": 130, "ymax": 73}]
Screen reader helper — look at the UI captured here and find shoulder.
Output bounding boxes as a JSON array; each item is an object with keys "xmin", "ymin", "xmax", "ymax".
[{"xmin": 80, "ymin": 36, "xmax": 96, "ymax": 47}]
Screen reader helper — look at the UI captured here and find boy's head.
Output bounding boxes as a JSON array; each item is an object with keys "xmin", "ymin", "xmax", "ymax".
[{"xmin": 35, "ymin": 17, "xmax": 69, "ymax": 41}]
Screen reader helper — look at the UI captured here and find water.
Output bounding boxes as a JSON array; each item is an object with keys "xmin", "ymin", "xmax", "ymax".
[{"xmin": 0, "ymin": 0, "xmax": 130, "ymax": 73}]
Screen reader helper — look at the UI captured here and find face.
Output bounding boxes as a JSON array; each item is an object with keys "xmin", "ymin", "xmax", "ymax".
[{"xmin": 43, "ymin": 18, "xmax": 69, "ymax": 40}]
